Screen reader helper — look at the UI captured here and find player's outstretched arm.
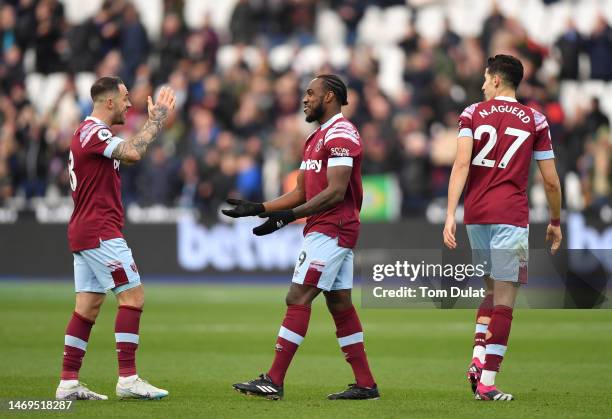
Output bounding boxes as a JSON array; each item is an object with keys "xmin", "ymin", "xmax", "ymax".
[
  {"xmin": 112, "ymin": 86, "xmax": 176, "ymax": 164},
  {"xmin": 537, "ymin": 158, "xmax": 562, "ymax": 254},
  {"xmin": 262, "ymin": 170, "xmax": 307, "ymax": 212},
  {"xmin": 444, "ymin": 137, "xmax": 473, "ymax": 249},
  {"xmin": 222, "ymin": 171, "xmax": 306, "ymax": 218},
  {"xmin": 252, "ymin": 166, "xmax": 350, "ymax": 236}
]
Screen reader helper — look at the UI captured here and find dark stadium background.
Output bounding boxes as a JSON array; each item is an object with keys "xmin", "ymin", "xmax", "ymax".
[{"xmin": 0, "ymin": 0, "xmax": 610, "ymax": 277}]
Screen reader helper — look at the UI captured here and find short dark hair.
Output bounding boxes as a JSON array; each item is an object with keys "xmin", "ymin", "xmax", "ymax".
[
  {"xmin": 486, "ymin": 55, "xmax": 524, "ymax": 90},
  {"xmin": 317, "ymin": 74, "xmax": 348, "ymax": 106},
  {"xmin": 90, "ymin": 76, "xmax": 124, "ymax": 101}
]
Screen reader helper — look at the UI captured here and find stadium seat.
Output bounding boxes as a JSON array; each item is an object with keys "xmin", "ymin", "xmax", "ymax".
[
  {"xmin": 75, "ymin": 73, "xmax": 97, "ymax": 103},
  {"xmin": 382, "ymin": 6, "xmax": 411, "ymax": 44},
  {"xmin": 415, "ymin": 5, "xmax": 444, "ymax": 42},
  {"xmin": 356, "ymin": 6, "xmax": 383, "ymax": 46},
  {"xmin": 184, "ymin": 0, "xmax": 238, "ymax": 32},
  {"xmin": 316, "ymin": 9, "xmax": 346, "ymax": 47},
  {"xmin": 216, "ymin": 45, "xmax": 262, "ymax": 72},
  {"xmin": 25, "ymin": 73, "xmax": 67, "ymax": 114},
  {"xmin": 269, "ymin": 44, "xmax": 296, "ymax": 73},
  {"xmin": 372, "ymin": 45, "xmax": 406, "ymax": 99},
  {"xmin": 292, "ymin": 45, "xmax": 326, "ymax": 75}
]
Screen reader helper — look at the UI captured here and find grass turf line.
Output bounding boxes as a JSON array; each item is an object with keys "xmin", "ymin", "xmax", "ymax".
[{"xmin": 0, "ymin": 282, "xmax": 611, "ymax": 418}]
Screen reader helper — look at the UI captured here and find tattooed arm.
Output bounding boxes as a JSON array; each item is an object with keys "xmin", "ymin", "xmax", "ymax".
[{"xmin": 112, "ymin": 86, "xmax": 176, "ymax": 163}]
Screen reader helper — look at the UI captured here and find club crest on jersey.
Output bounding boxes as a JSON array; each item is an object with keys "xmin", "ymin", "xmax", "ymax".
[
  {"xmin": 315, "ymin": 139, "xmax": 323, "ymax": 152},
  {"xmin": 303, "ymin": 159, "xmax": 322, "ymax": 173}
]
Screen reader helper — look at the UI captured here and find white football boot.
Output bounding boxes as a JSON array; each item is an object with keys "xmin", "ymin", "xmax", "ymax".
[
  {"xmin": 116, "ymin": 376, "xmax": 168, "ymax": 400},
  {"xmin": 56, "ymin": 381, "xmax": 108, "ymax": 400}
]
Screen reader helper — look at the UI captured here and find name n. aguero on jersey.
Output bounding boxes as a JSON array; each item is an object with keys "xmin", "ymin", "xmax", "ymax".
[{"xmin": 478, "ymin": 104, "xmax": 531, "ymax": 123}]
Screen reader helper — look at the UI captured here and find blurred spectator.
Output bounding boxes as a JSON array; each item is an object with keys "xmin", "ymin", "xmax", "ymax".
[
  {"xmin": 586, "ymin": 15, "xmax": 612, "ymax": 81},
  {"xmin": 229, "ymin": 0, "xmax": 257, "ymax": 45},
  {"xmin": 176, "ymin": 156, "xmax": 199, "ymax": 208},
  {"xmin": 156, "ymin": 12, "xmax": 186, "ymax": 84},
  {"xmin": 554, "ymin": 19, "xmax": 583, "ymax": 80},
  {"xmin": 33, "ymin": 0, "xmax": 66, "ymax": 74},
  {"xmin": 480, "ymin": 2, "xmax": 505, "ymax": 54},
  {"xmin": 187, "ymin": 14, "xmax": 219, "ymax": 72},
  {"xmin": 0, "ymin": 0, "xmax": 609, "ymax": 217},
  {"xmin": 330, "ymin": 0, "xmax": 365, "ymax": 45},
  {"xmin": 119, "ymin": 3, "xmax": 149, "ymax": 88},
  {"xmin": 585, "ymin": 98, "xmax": 609, "ymax": 135},
  {"xmin": 137, "ymin": 146, "xmax": 176, "ymax": 206}
]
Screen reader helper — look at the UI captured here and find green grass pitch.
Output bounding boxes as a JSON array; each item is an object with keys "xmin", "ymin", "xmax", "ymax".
[{"xmin": 1, "ymin": 281, "xmax": 611, "ymax": 418}]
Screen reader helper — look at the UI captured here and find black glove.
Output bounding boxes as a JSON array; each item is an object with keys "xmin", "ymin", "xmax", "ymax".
[
  {"xmin": 222, "ymin": 199, "xmax": 265, "ymax": 218},
  {"xmin": 252, "ymin": 210, "xmax": 296, "ymax": 236}
]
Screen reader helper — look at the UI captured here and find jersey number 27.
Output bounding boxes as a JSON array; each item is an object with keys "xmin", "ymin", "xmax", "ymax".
[{"xmin": 472, "ymin": 125, "xmax": 530, "ymax": 169}]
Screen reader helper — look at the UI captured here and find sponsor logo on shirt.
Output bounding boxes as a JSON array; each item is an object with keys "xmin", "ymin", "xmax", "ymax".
[
  {"xmin": 330, "ymin": 147, "xmax": 350, "ymax": 157},
  {"xmin": 303, "ymin": 159, "xmax": 323, "ymax": 173}
]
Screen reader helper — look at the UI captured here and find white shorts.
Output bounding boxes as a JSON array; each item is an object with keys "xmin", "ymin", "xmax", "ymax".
[
  {"xmin": 292, "ymin": 232, "xmax": 354, "ymax": 291},
  {"xmin": 466, "ymin": 224, "xmax": 529, "ymax": 283},
  {"xmin": 73, "ymin": 238, "xmax": 141, "ymax": 294}
]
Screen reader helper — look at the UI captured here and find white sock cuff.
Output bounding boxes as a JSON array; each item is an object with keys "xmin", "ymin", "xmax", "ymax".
[{"xmin": 278, "ymin": 326, "xmax": 304, "ymax": 345}]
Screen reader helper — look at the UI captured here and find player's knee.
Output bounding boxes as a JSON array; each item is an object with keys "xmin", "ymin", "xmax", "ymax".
[
  {"xmin": 285, "ymin": 293, "xmax": 306, "ymax": 306},
  {"xmin": 327, "ymin": 301, "xmax": 352, "ymax": 315},
  {"xmin": 75, "ymin": 305, "xmax": 101, "ymax": 321},
  {"xmin": 285, "ymin": 291, "xmax": 312, "ymax": 306},
  {"xmin": 324, "ymin": 290, "xmax": 352, "ymax": 314},
  {"xmin": 75, "ymin": 295, "xmax": 104, "ymax": 321},
  {"xmin": 117, "ymin": 285, "xmax": 145, "ymax": 309},
  {"xmin": 477, "ymin": 316, "xmax": 491, "ymax": 325}
]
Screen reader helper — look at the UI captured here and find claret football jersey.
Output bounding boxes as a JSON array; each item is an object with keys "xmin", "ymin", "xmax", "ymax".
[
  {"xmin": 67, "ymin": 116, "xmax": 125, "ymax": 251},
  {"xmin": 300, "ymin": 113, "xmax": 363, "ymax": 248},
  {"xmin": 458, "ymin": 96, "xmax": 554, "ymax": 227}
]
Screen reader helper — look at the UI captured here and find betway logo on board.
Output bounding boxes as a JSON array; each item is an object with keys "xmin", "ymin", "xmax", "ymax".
[
  {"xmin": 568, "ymin": 213, "xmax": 612, "ymax": 273},
  {"xmin": 177, "ymin": 216, "xmax": 303, "ymax": 271}
]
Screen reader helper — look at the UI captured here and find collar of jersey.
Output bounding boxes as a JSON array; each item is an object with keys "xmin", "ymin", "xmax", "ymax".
[
  {"xmin": 494, "ymin": 96, "xmax": 518, "ymax": 102},
  {"xmin": 85, "ymin": 116, "xmax": 109, "ymax": 127},
  {"xmin": 319, "ymin": 112, "xmax": 344, "ymax": 131}
]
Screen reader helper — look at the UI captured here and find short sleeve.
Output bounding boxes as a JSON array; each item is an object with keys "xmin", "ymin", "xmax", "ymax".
[
  {"xmin": 458, "ymin": 103, "xmax": 478, "ymax": 139},
  {"xmin": 532, "ymin": 110, "xmax": 554, "ymax": 160},
  {"xmin": 82, "ymin": 124, "xmax": 123, "ymax": 159},
  {"xmin": 324, "ymin": 122, "xmax": 361, "ymax": 167}
]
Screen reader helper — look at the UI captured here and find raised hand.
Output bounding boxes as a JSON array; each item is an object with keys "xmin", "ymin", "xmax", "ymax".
[
  {"xmin": 147, "ymin": 86, "xmax": 176, "ymax": 126},
  {"xmin": 112, "ymin": 86, "xmax": 177, "ymax": 163}
]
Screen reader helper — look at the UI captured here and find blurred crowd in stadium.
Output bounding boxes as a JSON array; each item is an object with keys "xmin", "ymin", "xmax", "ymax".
[{"xmin": 0, "ymin": 0, "xmax": 610, "ymax": 217}]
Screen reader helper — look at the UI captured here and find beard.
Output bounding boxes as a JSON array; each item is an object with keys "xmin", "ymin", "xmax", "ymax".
[
  {"xmin": 305, "ymin": 102, "xmax": 324, "ymax": 123},
  {"xmin": 112, "ymin": 110, "xmax": 126, "ymax": 125}
]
